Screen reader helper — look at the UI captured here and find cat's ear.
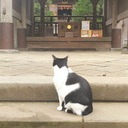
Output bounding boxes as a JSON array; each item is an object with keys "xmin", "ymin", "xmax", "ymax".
[
  {"xmin": 65, "ymin": 56, "xmax": 69, "ymax": 61},
  {"xmin": 52, "ymin": 55, "xmax": 57, "ymax": 60}
]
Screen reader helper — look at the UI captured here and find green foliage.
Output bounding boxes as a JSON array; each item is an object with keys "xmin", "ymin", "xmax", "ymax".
[
  {"xmin": 97, "ymin": 0, "xmax": 103, "ymax": 15},
  {"xmin": 72, "ymin": 0, "xmax": 93, "ymax": 21},
  {"xmin": 34, "ymin": 0, "xmax": 54, "ymax": 22},
  {"xmin": 34, "ymin": 0, "xmax": 41, "ymax": 22},
  {"xmin": 45, "ymin": 0, "xmax": 55, "ymax": 22},
  {"xmin": 46, "ymin": 0, "xmax": 52, "ymax": 4},
  {"xmin": 45, "ymin": 11, "xmax": 55, "ymax": 22},
  {"xmin": 72, "ymin": 0, "xmax": 103, "ymax": 21},
  {"xmin": 34, "ymin": 0, "xmax": 40, "ymax": 16},
  {"xmin": 72, "ymin": 0, "xmax": 93, "ymax": 16}
]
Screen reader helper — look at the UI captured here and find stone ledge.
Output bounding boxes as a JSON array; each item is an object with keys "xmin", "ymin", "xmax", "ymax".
[
  {"xmin": 0, "ymin": 76, "xmax": 128, "ymax": 102},
  {"xmin": 0, "ymin": 102, "xmax": 128, "ymax": 128},
  {"xmin": 0, "ymin": 49, "xmax": 19, "ymax": 54}
]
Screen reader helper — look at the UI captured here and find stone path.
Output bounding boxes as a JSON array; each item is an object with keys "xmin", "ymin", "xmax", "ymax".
[
  {"xmin": 0, "ymin": 50, "xmax": 128, "ymax": 128},
  {"xmin": 0, "ymin": 50, "xmax": 128, "ymax": 77}
]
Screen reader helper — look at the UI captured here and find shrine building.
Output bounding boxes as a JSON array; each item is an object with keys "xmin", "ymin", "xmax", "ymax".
[{"xmin": 0, "ymin": 0, "xmax": 128, "ymax": 50}]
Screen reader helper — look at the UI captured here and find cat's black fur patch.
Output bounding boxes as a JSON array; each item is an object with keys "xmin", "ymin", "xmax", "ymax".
[
  {"xmin": 65, "ymin": 72, "xmax": 93, "ymax": 115},
  {"xmin": 52, "ymin": 55, "xmax": 68, "ymax": 68},
  {"xmin": 65, "ymin": 83, "xmax": 92, "ymax": 108},
  {"xmin": 66, "ymin": 72, "xmax": 89, "ymax": 85}
]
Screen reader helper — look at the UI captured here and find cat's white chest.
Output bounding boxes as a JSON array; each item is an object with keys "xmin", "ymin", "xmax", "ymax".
[
  {"xmin": 53, "ymin": 66, "xmax": 68, "ymax": 90},
  {"xmin": 53, "ymin": 66, "xmax": 80, "ymax": 98}
]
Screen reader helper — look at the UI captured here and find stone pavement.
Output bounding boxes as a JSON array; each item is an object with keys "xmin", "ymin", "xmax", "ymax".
[
  {"xmin": 0, "ymin": 50, "xmax": 128, "ymax": 128},
  {"xmin": 0, "ymin": 50, "xmax": 128, "ymax": 77}
]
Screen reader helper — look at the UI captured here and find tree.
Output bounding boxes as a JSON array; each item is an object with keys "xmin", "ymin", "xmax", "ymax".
[
  {"xmin": 45, "ymin": 0, "xmax": 55, "ymax": 22},
  {"xmin": 34, "ymin": 0, "xmax": 41, "ymax": 22},
  {"xmin": 34, "ymin": 0, "xmax": 40, "ymax": 15},
  {"xmin": 34, "ymin": 0, "xmax": 54, "ymax": 22},
  {"xmin": 72, "ymin": 0, "xmax": 103, "ymax": 21},
  {"xmin": 72, "ymin": 0, "xmax": 93, "ymax": 16},
  {"xmin": 97, "ymin": 0, "xmax": 103, "ymax": 16}
]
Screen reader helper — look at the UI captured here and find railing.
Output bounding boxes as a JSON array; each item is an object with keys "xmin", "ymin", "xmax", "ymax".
[{"xmin": 33, "ymin": 15, "xmax": 105, "ymax": 36}]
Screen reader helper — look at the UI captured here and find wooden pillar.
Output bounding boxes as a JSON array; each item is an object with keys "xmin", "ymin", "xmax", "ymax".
[
  {"xmin": 111, "ymin": 0, "xmax": 121, "ymax": 48},
  {"xmin": 21, "ymin": 0, "xmax": 27, "ymax": 28},
  {"xmin": 112, "ymin": 0, "xmax": 118, "ymax": 28},
  {"xmin": 0, "ymin": 0, "xmax": 14, "ymax": 49},
  {"xmin": 90, "ymin": 0, "xmax": 100, "ymax": 30},
  {"xmin": 38, "ymin": 0, "xmax": 47, "ymax": 37},
  {"xmin": 103, "ymin": 0, "xmax": 107, "ymax": 36},
  {"xmin": 112, "ymin": 29, "xmax": 121, "ymax": 48},
  {"xmin": 17, "ymin": 0, "xmax": 27, "ymax": 48},
  {"xmin": 31, "ymin": 0, "xmax": 35, "ymax": 36},
  {"xmin": 0, "ymin": 23, "xmax": 14, "ymax": 49},
  {"xmin": 17, "ymin": 28, "xmax": 26, "ymax": 48},
  {"xmin": 92, "ymin": 3, "xmax": 97, "ymax": 30}
]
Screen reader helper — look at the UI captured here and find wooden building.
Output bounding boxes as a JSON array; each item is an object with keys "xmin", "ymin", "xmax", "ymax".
[
  {"xmin": 0, "ymin": 0, "xmax": 127, "ymax": 49},
  {"xmin": 0, "ymin": 0, "xmax": 33, "ymax": 49},
  {"xmin": 105, "ymin": 0, "xmax": 128, "ymax": 48}
]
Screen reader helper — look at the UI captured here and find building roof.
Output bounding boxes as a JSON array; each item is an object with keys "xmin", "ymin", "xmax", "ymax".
[{"xmin": 52, "ymin": 0, "xmax": 78, "ymax": 4}]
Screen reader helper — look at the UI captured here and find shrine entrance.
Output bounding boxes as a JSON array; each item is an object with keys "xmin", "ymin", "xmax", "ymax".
[
  {"xmin": 33, "ymin": 0, "xmax": 105, "ymax": 37},
  {"xmin": 1, "ymin": 0, "xmax": 127, "ymax": 50},
  {"xmin": 28, "ymin": 0, "xmax": 111, "ymax": 50}
]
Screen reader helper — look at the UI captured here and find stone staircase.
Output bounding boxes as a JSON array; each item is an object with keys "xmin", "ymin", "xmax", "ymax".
[{"xmin": 0, "ymin": 76, "xmax": 128, "ymax": 128}]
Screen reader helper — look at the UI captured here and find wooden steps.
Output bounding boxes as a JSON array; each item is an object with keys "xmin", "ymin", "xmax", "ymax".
[{"xmin": 27, "ymin": 37, "xmax": 111, "ymax": 50}]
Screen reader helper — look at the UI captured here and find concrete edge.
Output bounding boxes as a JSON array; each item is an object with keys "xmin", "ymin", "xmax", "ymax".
[
  {"xmin": 0, "ymin": 102, "xmax": 128, "ymax": 128},
  {"xmin": 0, "ymin": 49, "xmax": 19, "ymax": 54},
  {"xmin": 0, "ymin": 76, "xmax": 127, "ymax": 101}
]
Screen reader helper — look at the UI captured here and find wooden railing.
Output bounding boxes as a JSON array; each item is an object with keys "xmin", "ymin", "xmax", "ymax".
[{"xmin": 33, "ymin": 15, "xmax": 105, "ymax": 36}]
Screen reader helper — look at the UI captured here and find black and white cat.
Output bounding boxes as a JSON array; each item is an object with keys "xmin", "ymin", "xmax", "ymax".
[{"xmin": 52, "ymin": 55, "xmax": 93, "ymax": 116}]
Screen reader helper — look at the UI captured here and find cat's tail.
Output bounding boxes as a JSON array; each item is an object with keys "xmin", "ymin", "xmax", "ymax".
[{"xmin": 82, "ymin": 104, "xmax": 93, "ymax": 116}]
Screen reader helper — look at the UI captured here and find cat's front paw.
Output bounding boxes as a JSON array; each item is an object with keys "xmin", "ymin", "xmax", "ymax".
[{"xmin": 57, "ymin": 106, "xmax": 63, "ymax": 111}]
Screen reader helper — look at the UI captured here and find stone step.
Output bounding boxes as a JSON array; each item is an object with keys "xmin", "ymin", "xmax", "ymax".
[
  {"xmin": 0, "ymin": 76, "xmax": 128, "ymax": 102},
  {"xmin": 0, "ymin": 102, "xmax": 128, "ymax": 128}
]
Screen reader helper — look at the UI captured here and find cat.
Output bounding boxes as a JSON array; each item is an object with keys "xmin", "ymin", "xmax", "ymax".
[{"xmin": 52, "ymin": 55, "xmax": 93, "ymax": 116}]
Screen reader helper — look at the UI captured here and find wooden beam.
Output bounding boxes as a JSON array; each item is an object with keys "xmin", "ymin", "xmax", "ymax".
[
  {"xmin": 112, "ymin": 0, "xmax": 118, "ymax": 28},
  {"xmin": 21, "ymin": 0, "xmax": 27, "ymax": 28},
  {"xmin": 27, "ymin": 37, "xmax": 111, "ymax": 49},
  {"xmin": 106, "ymin": 10, "xmax": 128, "ymax": 26}
]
